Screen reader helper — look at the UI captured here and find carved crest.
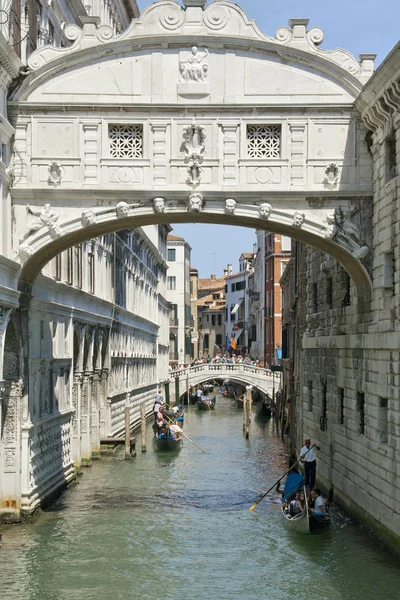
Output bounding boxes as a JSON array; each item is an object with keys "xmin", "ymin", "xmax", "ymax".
[
  {"xmin": 182, "ymin": 120, "xmax": 206, "ymax": 186},
  {"xmin": 47, "ymin": 162, "xmax": 63, "ymax": 186},
  {"xmin": 323, "ymin": 163, "xmax": 340, "ymax": 187}
]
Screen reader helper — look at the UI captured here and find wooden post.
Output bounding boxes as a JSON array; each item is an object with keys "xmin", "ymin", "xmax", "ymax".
[
  {"xmin": 186, "ymin": 372, "xmax": 190, "ymax": 405},
  {"xmin": 243, "ymin": 394, "xmax": 247, "ymax": 432},
  {"xmin": 140, "ymin": 402, "xmax": 146, "ymax": 452},
  {"xmin": 246, "ymin": 388, "xmax": 252, "ymax": 439},
  {"xmin": 125, "ymin": 404, "xmax": 131, "ymax": 459},
  {"xmin": 175, "ymin": 377, "xmax": 180, "ymax": 406}
]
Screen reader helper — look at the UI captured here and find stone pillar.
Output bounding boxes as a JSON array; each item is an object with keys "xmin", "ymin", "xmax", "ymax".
[
  {"xmin": 289, "ymin": 121, "xmax": 307, "ymax": 186},
  {"xmin": 91, "ymin": 371, "xmax": 101, "ymax": 455},
  {"xmin": 71, "ymin": 373, "xmax": 82, "ymax": 467},
  {"xmin": 99, "ymin": 369, "xmax": 109, "ymax": 439},
  {"xmin": 0, "ymin": 380, "xmax": 23, "ymax": 515},
  {"xmin": 80, "ymin": 373, "xmax": 92, "ymax": 463},
  {"xmin": 221, "ymin": 124, "xmax": 238, "ymax": 185}
]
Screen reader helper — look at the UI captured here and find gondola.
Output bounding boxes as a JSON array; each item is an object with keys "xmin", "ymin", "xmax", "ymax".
[
  {"xmin": 280, "ymin": 472, "xmax": 331, "ymax": 534},
  {"xmin": 254, "ymin": 395, "xmax": 273, "ymax": 419},
  {"xmin": 154, "ymin": 423, "xmax": 183, "ymax": 451},
  {"xmin": 197, "ymin": 395, "xmax": 216, "ymax": 411}
]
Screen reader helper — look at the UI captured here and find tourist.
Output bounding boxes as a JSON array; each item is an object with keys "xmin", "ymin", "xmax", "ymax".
[
  {"xmin": 153, "ymin": 389, "xmax": 164, "ymax": 419},
  {"xmin": 300, "ymin": 438, "xmax": 320, "ymax": 489},
  {"xmin": 310, "ymin": 489, "xmax": 327, "ymax": 517}
]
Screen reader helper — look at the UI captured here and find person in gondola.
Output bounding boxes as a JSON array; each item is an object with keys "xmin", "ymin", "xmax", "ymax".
[
  {"xmin": 153, "ymin": 389, "xmax": 164, "ymax": 420},
  {"xmin": 310, "ymin": 489, "xmax": 327, "ymax": 517},
  {"xmin": 300, "ymin": 438, "xmax": 320, "ymax": 489},
  {"xmin": 155, "ymin": 407, "xmax": 165, "ymax": 437}
]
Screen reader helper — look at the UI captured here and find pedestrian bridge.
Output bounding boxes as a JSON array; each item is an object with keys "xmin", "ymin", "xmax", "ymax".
[{"xmin": 169, "ymin": 364, "xmax": 279, "ymax": 399}]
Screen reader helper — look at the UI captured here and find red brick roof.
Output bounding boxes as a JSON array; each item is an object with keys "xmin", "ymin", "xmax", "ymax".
[{"xmin": 167, "ymin": 234, "xmax": 185, "ymax": 241}]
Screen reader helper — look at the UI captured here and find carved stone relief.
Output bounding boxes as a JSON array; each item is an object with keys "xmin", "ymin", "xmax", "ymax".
[
  {"xmin": 182, "ymin": 121, "xmax": 206, "ymax": 186},
  {"xmin": 258, "ymin": 203, "xmax": 272, "ymax": 219},
  {"xmin": 324, "ymin": 206, "xmax": 369, "ymax": 260},
  {"xmin": 188, "ymin": 193, "xmax": 203, "ymax": 212},
  {"xmin": 47, "ymin": 162, "xmax": 63, "ymax": 186},
  {"xmin": 81, "ymin": 210, "xmax": 97, "ymax": 227},
  {"xmin": 179, "ymin": 47, "xmax": 209, "ymax": 82},
  {"xmin": 20, "ymin": 204, "xmax": 61, "ymax": 245},
  {"xmin": 153, "ymin": 197, "xmax": 165, "ymax": 213},
  {"xmin": 323, "ymin": 163, "xmax": 340, "ymax": 188},
  {"xmin": 292, "ymin": 211, "xmax": 305, "ymax": 228},
  {"xmin": 225, "ymin": 198, "xmax": 236, "ymax": 215}
]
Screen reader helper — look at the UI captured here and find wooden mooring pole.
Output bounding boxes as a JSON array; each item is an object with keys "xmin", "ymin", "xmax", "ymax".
[
  {"xmin": 125, "ymin": 404, "xmax": 131, "ymax": 459},
  {"xmin": 140, "ymin": 403, "xmax": 147, "ymax": 452}
]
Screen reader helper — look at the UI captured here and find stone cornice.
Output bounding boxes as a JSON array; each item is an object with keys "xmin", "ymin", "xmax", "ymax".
[{"xmin": 0, "ymin": 32, "xmax": 24, "ymax": 81}]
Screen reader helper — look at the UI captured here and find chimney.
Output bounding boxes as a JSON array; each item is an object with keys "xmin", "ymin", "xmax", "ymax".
[
  {"xmin": 227, "ymin": 263, "xmax": 232, "ymax": 275},
  {"xmin": 211, "ymin": 274, "xmax": 216, "ymax": 280},
  {"xmin": 223, "ymin": 268, "xmax": 228, "ymax": 276}
]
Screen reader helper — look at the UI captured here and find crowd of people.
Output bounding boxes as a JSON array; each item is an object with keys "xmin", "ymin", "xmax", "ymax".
[{"xmin": 284, "ymin": 488, "xmax": 328, "ymax": 518}]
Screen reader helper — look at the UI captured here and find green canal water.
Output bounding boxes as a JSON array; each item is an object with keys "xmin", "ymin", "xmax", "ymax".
[{"xmin": 1, "ymin": 395, "xmax": 400, "ymax": 600}]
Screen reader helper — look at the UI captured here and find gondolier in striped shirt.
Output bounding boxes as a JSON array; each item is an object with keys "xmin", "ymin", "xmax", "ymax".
[{"xmin": 300, "ymin": 438, "xmax": 320, "ymax": 489}]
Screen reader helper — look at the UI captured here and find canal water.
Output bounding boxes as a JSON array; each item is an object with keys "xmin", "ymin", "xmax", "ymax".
[{"xmin": 1, "ymin": 394, "xmax": 400, "ymax": 600}]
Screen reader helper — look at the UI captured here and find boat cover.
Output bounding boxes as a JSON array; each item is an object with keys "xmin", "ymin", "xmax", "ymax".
[{"xmin": 283, "ymin": 472, "xmax": 304, "ymax": 501}]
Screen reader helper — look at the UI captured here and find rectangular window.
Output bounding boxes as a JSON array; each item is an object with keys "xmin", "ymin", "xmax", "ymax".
[
  {"xmin": 308, "ymin": 381, "xmax": 313, "ymax": 412},
  {"xmin": 383, "ymin": 251, "xmax": 395, "ymax": 291},
  {"xmin": 88, "ymin": 251, "xmax": 95, "ymax": 294},
  {"xmin": 225, "ymin": 284, "xmax": 228, "ymax": 293},
  {"xmin": 206, "ymin": 314, "xmax": 209, "ymax": 322},
  {"xmin": 338, "ymin": 387, "xmax": 345, "ymax": 425},
  {"xmin": 247, "ymin": 125, "xmax": 281, "ymax": 158},
  {"xmin": 320, "ymin": 383, "xmax": 327, "ymax": 431},
  {"xmin": 75, "ymin": 245, "xmax": 82, "ymax": 289},
  {"xmin": 386, "ymin": 131, "xmax": 396, "ymax": 182},
  {"xmin": 343, "ymin": 273, "xmax": 351, "ymax": 307},
  {"xmin": 231, "ymin": 284, "xmax": 235, "ymax": 292},
  {"xmin": 216, "ymin": 334, "xmax": 222, "ymax": 346},
  {"xmin": 327, "ymin": 277, "xmax": 333, "ymax": 309},
  {"xmin": 312, "ymin": 282, "xmax": 318, "ymax": 313},
  {"xmin": 211, "ymin": 314, "xmax": 216, "ymax": 326},
  {"xmin": 218, "ymin": 314, "xmax": 222, "ymax": 326},
  {"xmin": 67, "ymin": 247, "xmax": 73, "ymax": 285},
  {"xmin": 281, "ymin": 260, "xmax": 289, "ymax": 275},
  {"xmin": 378, "ymin": 398, "xmax": 388, "ymax": 443},
  {"xmin": 357, "ymin": 391, "xmax": 365, "ymax": 435},
  {"xmin": 55, "ymin": 253, "xmax": 62, "ymax": 281},
  {"xmin": 167, "ymin": 276, "xmax": 176, "ymax": 290},
  {"xmin": 167, "ymin": 248, "xmax": 176, "ymax": 261},
  {"xmin": 109, "ymin": 124, "xmax": 143, "ymax": 158}
]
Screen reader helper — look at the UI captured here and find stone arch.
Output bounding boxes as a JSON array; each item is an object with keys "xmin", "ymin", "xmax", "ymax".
[{"xmin": 17, "ymin": 209, "xmax": 372, "ymax": 307}]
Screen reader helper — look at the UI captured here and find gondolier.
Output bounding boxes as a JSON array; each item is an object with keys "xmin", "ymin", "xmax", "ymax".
[{"xmin": 300, "ymin": 438, "xmax": 320, "ymax": 489}]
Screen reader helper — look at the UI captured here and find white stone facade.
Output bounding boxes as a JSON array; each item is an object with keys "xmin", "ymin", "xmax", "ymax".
[{"xmin": 166, "ymin": 233, "xmax": 193, "ymax": 365}]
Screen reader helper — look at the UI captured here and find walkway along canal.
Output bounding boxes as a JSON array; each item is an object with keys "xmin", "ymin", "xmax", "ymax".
[{"xmin": 1, "ymin": 394, "xmax": 400, "ymax": 600}]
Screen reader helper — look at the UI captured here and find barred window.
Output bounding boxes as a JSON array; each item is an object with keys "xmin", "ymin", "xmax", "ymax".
[
  {"xmin": 109, "ymin": 125, "xmax": 143, "ymax": 158},
  {"xmin": 247, "ymin": 125, "xmax": 281, "ymax": 158}
]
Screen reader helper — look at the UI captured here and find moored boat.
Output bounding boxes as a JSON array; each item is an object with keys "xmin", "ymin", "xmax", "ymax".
[{"xmin": 197, "ymin": 395, "xmax": 216, "ymax": 411}]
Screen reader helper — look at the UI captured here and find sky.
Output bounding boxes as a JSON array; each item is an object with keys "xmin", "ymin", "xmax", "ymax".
[{"xmin": 137, "ymin": 0, "xmax": 400, "ymax": 277}]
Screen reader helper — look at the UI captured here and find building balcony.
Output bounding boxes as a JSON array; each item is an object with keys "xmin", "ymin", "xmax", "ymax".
[{"xmin": 170, "ymin": 318, "xmax": 179, "ymax": 327}]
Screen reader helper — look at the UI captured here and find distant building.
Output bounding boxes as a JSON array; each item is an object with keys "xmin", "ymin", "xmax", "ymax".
[
  {"xmin": 264, "ymin": 234, "xmax": 291, "ymax": 366},
  {"xmin": 196, "ymin": 273, "xmax": 226, "ymax": 357},
  {"xmin": 166, "ymin": 234, "xmax": 193, "ymax": 365},
  {"xmin": 225, "ymin": 253, "xmax": 255, "ymax": 355},
  {"xmin": 190, "ymin": 267, "xmax": 199, "ymax": 359}
]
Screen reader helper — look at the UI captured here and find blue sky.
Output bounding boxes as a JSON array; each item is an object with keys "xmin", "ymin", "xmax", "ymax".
[{"xmin": 137, "ymin": 0, "xmax": 400, "ymax": 277}]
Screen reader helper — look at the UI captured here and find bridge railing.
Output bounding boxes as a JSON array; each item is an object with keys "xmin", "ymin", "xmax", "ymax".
[{"xmin": 169, "ymin": 364, "xmax": 275, "ymax": 381}]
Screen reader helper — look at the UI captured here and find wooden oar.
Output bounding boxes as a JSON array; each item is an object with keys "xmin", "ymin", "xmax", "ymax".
[
  {"xmin": 249, "ymin": 445, "xmax": 315, "ymax": 511},
  {"xmin": 169, "ymin": 424, "xmax": 207, "ymax": 454}
]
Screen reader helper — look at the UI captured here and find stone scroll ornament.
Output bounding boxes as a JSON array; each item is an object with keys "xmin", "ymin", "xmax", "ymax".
[
  {"xmin": 188, "ymin": 193, "xmax": 203, "ymax": 212},
  {"xmin": 324, "ymin": 207, "xmax": 369, "ymax": 260},
  {"xmin": 182, "ymin": 120, "xmax": 206, "ymax": 186}
]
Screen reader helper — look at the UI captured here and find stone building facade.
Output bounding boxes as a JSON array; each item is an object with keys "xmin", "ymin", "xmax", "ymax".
[
  {"xmin": 1, "ymin": 0, "xmax": 399, "ymax": 551},
  {"xmin": 197, "ymin": 273, "xmax": 226, "ymax": 358}
]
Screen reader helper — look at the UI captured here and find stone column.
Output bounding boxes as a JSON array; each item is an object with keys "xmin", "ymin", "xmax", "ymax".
[
  {"xmin": 81, "ymin": 373, "xmax": 92, "ymax": 463},
  {"xmin": 0, "ymin": 380, "xmax": 23, "ymax": 515},
  {"xmin": 221, "ymin": 124, "xmax": 238, "ymax": 185},
  {"xmin": 151, "ymin": 123, "xmax": 168, "ymax": 186},
  {"xmin": 289, "ymin": 121, "xmax": 307, "ymax": 186},
  {"xmin": 71, "ymin": 373, "xmax": 82, "ymax": 468},
  {"xmin": 91, "ymin": 371, "xmax": 101, "ymax": 455}
]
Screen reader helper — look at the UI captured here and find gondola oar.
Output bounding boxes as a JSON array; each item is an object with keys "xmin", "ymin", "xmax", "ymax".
[
  {"xmin": 249, "ymin": 445, "xmax": 315, "ymax": 511},
  {"xmin": 169, "ymin": 424, "xmax": 207, "ymax": 453}
]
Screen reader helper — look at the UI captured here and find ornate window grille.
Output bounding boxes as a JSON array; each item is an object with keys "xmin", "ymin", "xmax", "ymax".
[
  {"xmin": 247, "ymin": 125, "xmax": 281, "ymax": 158},
  {"xmin": 109, "ymin": 125, "xmax": 143, "ymax": 158}
]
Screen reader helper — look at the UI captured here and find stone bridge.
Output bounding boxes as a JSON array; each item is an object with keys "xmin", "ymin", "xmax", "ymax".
[
  {"xmin": 169, "ymin": 364, "xmax": 279, "ymax": 399},
  {"xmin": 9, "ymin": 0, "xmax": 374, "ymax": 303}
]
